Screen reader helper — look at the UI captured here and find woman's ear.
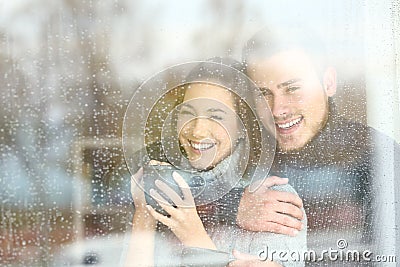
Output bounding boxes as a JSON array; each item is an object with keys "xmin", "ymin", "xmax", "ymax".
[{"xmin": 323, "ymin": 67, "xmax": 337, "ymax": 97}]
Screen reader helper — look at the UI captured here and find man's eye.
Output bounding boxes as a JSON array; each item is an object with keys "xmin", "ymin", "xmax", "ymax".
[{"xmin": 287, "ymin": 86, "xmax": 300, "ymax": 93}]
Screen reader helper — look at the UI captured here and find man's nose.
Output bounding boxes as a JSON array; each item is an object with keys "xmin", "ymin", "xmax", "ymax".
[{"xmin": 271, "ymin": 94, "xmax": 290, "ymax": 118}]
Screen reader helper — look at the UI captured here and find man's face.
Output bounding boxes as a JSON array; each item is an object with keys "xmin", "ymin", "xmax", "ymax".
[{"xmin": 247, "ymin": 49, "xmax": 336, "ymax": 152}]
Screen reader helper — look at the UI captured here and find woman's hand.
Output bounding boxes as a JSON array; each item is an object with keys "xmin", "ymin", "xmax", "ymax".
[
  {"xmin": 131, "ymin": 160, "xmax": 168, "ymax": 226},
  {"xmin": 146, "ymin": 171, "xmax": 216, "ymax": 250},
  {"xmin": 124, "ymin": 167, "xmax": 157, "ymax": 267},
  {"xmin": 131, "ymin": 167, "xmax": 156, "ymax": 229}
]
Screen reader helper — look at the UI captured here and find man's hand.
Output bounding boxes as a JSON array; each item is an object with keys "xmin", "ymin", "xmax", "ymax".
[{"xmin": 237, "ymin": 176, "xmax": 304, "ymax": 236}]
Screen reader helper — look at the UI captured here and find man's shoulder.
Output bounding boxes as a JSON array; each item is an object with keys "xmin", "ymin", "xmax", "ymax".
[
  {"xmin": 334, "ymin": 118, "xmax": 400, "ymax": 156},
  {"xmin": 324, "ymin": 117, "xmax": 370, "ymax": 156},
  {"xmin": 333, "ymin": 117, "xmax": 370, "ymax": 139}
]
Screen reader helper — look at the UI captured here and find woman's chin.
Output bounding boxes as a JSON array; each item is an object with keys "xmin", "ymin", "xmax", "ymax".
[{"xmin": 189, "ymin": 160, "xmax": 214, "ymax": 171}]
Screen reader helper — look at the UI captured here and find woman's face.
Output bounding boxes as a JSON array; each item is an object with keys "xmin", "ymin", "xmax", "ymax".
[{"xmin": 177, "ymin": 83, "xmax": 241, "ymax": 170}]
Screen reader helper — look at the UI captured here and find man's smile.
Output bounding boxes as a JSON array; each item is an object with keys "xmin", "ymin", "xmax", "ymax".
[{"xmin": 275, "ymin": 116, "xmax": 303, "ymax": 134}]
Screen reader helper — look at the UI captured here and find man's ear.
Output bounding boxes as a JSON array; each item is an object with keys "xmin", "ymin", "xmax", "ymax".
[{"xmin": 323, "ymin": 67, "xmax": 337, "ymax": 97}]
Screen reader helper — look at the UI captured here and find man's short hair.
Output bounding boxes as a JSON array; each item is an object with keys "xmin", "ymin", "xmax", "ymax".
[{"xmin": 242, "ymin": 25, "xmax": 328, "ymax": 77}]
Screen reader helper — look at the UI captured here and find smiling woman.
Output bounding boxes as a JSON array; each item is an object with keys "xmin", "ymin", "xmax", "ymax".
[{"xmin": 177, "ymin": 83, "xmax": 242, "ymax": 170}]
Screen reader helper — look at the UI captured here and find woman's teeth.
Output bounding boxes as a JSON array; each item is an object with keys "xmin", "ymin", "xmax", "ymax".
[
  {"xmin": 276, "ymin": 117, "xmax": 302, "ymax": 129},
  {"xmin": 190, "ymin": 141, "xmax": 215, "ymax": 151}
]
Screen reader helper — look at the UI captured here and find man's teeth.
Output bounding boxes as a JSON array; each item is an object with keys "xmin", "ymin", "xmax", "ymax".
[
  {"xmin": 190, "ymin": 141, "xmax": 215, "ymax": 151},
  {"xmin": 277, "ymin": 117, "xmax": 302, "ymax": 129}
]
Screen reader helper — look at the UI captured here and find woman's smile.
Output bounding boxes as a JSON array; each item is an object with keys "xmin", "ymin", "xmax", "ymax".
[{"xmin": 188, "ymin": 139, "xmax": 217, "ymax": 153}]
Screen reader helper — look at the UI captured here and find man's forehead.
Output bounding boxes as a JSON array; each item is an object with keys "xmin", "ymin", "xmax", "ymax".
[
  {"xmin": 248, "ymin": 49, "xmax": 313, "ymax": 68},
  {"xmin": 246, "ymin": 50, "xmax": 317, "ymax": 85}
]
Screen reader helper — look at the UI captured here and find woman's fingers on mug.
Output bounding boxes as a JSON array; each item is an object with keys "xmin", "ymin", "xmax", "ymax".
[
  {"xmin": 172, "ymin": 171, "xmax": 194, "ymax": 203},
  {"xmin": 131, "ymin": 167, "xmax": 144, "ymax": 184},
  {"xmin": 155, "ymin": 179, "xmax": 184, "ymax": 206},
  {"xmin": 130, "ymin": 167, "xmax": 144, "ymax": 196},
  {"xmin": 149, "ymin": 188, "xmax": 178, "ymax": 216},
  {"xmin": 146, "ymin": 205, "xmax": 173, "ymax": 226}
]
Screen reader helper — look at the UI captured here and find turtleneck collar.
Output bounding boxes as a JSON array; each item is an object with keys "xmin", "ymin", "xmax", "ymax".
[{"xmin": 198, "ymin": 139, "xmax": 246, "ymax": 187}]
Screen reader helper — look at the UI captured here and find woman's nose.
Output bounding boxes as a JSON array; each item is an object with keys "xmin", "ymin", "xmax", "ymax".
[{"xmin": 191, "ymin": 117, "xmax": 210, "ymax": 139}]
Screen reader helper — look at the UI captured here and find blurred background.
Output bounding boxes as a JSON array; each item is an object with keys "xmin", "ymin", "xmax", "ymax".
[{"xmin": 0, "ymin": 0, "xmax": 399, "ymax": 266}]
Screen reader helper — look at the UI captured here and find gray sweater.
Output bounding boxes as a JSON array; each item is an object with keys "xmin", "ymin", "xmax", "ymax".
[{"xmin": 209, "ymin": 184, "xmax": 306, "ymax": 267}]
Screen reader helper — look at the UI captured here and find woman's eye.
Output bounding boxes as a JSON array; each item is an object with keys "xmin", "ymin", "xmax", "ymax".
[
  {"xmin": 209, "ymin": 115, "xmax": 224, "ymax": 121},
  {"xmin": 262, "ymin": 92, "xmax": 273, "ymax": 98},
  {"xmin": 259, "ymin": 88, "xmax": 273, "ymax": 98},
  {"xmin": 179, "ymin": 110, "xmax": 195, "ymax": 116}
]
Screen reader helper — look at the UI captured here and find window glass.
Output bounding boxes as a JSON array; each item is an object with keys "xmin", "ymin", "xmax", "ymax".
[{"xmin": 0, "ymin": 1, "xmax": 398, "ymax": 266}]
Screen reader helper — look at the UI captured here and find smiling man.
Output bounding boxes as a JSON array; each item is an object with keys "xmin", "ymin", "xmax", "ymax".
[
  {"xmin": 231, "ymin": 26, "xmax": 400, "ymax": 265},
  {"xmin": 251, "ymin": 49, "xmax": 336, "ymax": 152}
]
